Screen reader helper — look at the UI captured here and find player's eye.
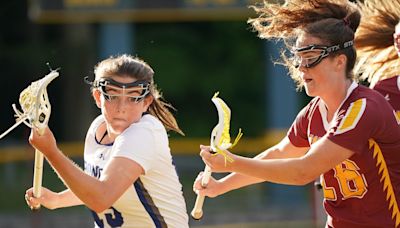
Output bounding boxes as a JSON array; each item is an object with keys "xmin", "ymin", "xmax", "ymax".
[
  {"xmin": 128, "ymin": 97, "xmax": 138, "ymax": 103},
  {"xmin": 103, "ymin": 94, "xmax": 118, "ymax": 102},
  {"xmin": 304, "ymin": 56, "xmax": 319, "ymax": 64}
]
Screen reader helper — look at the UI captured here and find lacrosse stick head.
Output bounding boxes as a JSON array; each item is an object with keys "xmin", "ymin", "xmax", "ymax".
[
  {"xmin": 210, "ymin": 92, "xmax": 232, "ymax": 151},
  {"xmin": 15, "ymin": 70, "xmax": 59, "ymax": 133}
]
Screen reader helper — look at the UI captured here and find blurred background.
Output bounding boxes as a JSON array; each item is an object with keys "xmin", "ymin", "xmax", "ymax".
[{"xmin": 0, "ymin": 0, "xmax": 324, "ymax": 227}]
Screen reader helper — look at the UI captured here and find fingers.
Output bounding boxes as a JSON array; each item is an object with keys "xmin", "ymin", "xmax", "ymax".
[
  {"xmin": 192, "ymin": 172, "xmax": 221, "ymax": 198},
  {"xmin": 193, "ymin": 172, "xmax": 203, "ymax": 194},
  {"xmin": 199, "ymin": 145, "xmax": 213, "ymax": 167},
  {"xmin": 195, "ymin": 171, "xmax": 204, "ymax": 182},
  {"xmin": 28, "ymin": 128, "xmax": 42, "ymax": 145},
  {"xmin": 29, "ymin": 126, "xmax": 52, "ymax": 140},
  {"xmin": 193, "ymin": 172, "xmax": 209, "ymax": 197},
  {"xmin": 200, "ymin": 144, "xmax": 211, "ymax": 151},
  {"xmin": 200, "ymin": 150, "xmax": 211, "ymax": 161},
  {"xmin": 199, "ymin": 145, "xmax": 230, "ymax": 170},
  {"xmin": 28, "ymin": 127, "xmax": 58, "ymax": 156},
  {"xmin": 28, "ymin": 129, "xmax": 35, "ymax": 143},
  {"xmin": 199, "ymin": 145, "xmax": 228, "ymax": 172},
  {"xmin": 200, "ymin": 145, "xmax": 214, "ymax": 155},
  {"xmin": 25, "ymin": 189, "xmax": 41, "ymax": 210}
]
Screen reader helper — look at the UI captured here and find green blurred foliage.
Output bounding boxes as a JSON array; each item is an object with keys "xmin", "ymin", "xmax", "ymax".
[
  {"xmin": 0, "ymin": 0, "xmax": 267, "ymax": 141},
  {"xmin": 136, "ymin": 22, "xmax": 266, "ymax": 137}
]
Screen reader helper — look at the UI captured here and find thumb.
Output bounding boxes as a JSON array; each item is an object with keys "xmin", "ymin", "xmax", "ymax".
[{"xmin": 30, "ymin": 195, "xmax": 42, "ymax": 204}]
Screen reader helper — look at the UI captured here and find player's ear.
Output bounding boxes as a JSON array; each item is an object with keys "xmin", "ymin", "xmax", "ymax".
[
  {"xmin": 335, "ymin": 54, "xmax": 347, "ymax": 72},
  {"xmin": 92, "ymin": 89, "xmax": 101, "ymax": 108},
  {"xmin": 143, "ymin": 95, "xmax": 154, "ymax": 111}
]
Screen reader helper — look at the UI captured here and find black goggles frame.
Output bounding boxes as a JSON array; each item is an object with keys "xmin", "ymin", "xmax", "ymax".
[{"xmin": 292, "ymin": 40, "xmax": 354, "ymax": 68}]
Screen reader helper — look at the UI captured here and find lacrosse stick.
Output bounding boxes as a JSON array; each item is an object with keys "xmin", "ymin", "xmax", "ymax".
[
  {"xmin": 191, "ymin": 92, "xmax": 242, "ymax": 220},
  {"xmin": 0, "ymin": 69, "xmax": 59, "ymax": 210}
]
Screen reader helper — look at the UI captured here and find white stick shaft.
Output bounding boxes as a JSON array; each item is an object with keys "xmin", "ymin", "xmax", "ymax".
[
  {"xmin": 201, "ymin": 166, "xmax": 212, "ymax": 187},
  {"xmin": 32, "ymin": 149, "xmax": 43, "ymax": 210},
  {"xmin": 32, "ymin": 128, "xmax": 45, "ymax": 210},
  {"xmin": 191, "ymin": 165, "xmax": 212, "ymax": 220},
  {"xmin": 0, "ymin": 117, "xmax": 28, "ymax": 140}
]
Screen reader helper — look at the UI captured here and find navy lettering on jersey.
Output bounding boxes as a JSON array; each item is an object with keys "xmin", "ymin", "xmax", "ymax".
[
  {"xmin": 90, "ymin": 207, "xmax": 124, "ymax": 228},
  {"xmin": 85, "ymin": 162, "xmax": 103, "ymax": 179}
]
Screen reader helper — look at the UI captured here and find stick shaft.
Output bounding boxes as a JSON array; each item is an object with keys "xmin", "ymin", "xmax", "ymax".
[
  {"xmin": 32, "ymin": 149, "xmax": 43, "ymax": 210},
  {"xmin": 191, "ymin": 165, "xmax": 212, "ymax": 220},
  {"xmin": 32, "ymin": 128, "xmax": 45, "ymax": 210}
]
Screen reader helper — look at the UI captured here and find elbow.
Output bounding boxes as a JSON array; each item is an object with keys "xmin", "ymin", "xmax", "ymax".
[
  {"xmin": 86, "ymin": 191, "xmax": 115, "ymax": 213},
  {"xmin": 93, "ymin": 207, "xmax": 106, "ymax": 214},
  {"xmin": 291, "ymin": 169, "xmax": 318, "ymax": 186},
  {"xmin": 91, "ymin": 201, "xmax": 113, "ymax": 213},
  {"xmin": 290, "ymin": 177, "xmax": 308, "ymax": 186},
  {"xmin": 91, "ymin": 206, "xmax": 104, "ymax": 214},
  {"xmin": 288, "ymin": 157, "xmax": 321, "ymax": 186},
  {"xmin": 294, "ymin": 177, "xmax": 315, "ymax": 186}
]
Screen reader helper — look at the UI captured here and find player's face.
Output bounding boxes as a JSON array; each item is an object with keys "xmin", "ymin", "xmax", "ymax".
[
  {"xmin": 94, "ymin": 75, "xmax": 153, "ymax": 135},
  {"xmin": 294, "ymin": 34, "xmax": 338, "ymax": 98}
]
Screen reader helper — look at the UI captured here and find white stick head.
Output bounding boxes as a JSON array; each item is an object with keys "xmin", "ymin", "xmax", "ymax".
[
  {"xmin": 0, "ymin": 70, "xmax": 59, "ymax": 139},
  {"xmin": 210, "ymin": 92, "xmax": 232, "ymax": 151},
  {"xmin": 19, "ymin": 70, "xmax": 59, "ymax": 129}
]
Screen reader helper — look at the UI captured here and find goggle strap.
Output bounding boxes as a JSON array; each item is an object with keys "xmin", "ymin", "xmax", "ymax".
[
  {"xmin": 84, "ymin": 77, "xmax": 150, "ymax": 89},
  {"xmin": 98, "ymin": 78, "xmax": 149, "ymax": 89},
  {"xmin": 294, "ymin": 40, "xmax": 354, "ymax": 54},
  {"xmin": 325, "ymin": 40, "xmax": 354, "ymax": 54}
]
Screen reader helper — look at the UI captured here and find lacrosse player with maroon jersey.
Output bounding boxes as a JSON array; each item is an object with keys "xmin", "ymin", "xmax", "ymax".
[
  {"xmin": 193, "ymin": 0, "xmax": 400, "ymax": 227},
  {"xmin": 25, "ymin": 55, "xmax": 189, "ymax": 228},
  {"xmin": 355, "ymin": 0, "xmax": 400, "ymax": 121}
]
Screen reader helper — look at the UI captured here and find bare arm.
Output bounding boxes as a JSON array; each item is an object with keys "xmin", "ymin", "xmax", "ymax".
[
  {"xmin": 29, "ymin": 127, "xmax": 143, "ymax": 213},
  {"xmin": 55, "ymin": 189, "xmax": 83, "ymax": 208},
  {"xmin": 194, "ymin": 137, "xmax": 308, "ymax": 197},
  {"xmin": 26, "ymin": 188, "xmax": 83, "ymax": 210},
  {"xmin": 202, "ymin": 135, "xmax": 353, "ymax": 186}
]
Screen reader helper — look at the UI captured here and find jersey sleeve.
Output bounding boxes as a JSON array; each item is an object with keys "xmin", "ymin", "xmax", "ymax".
[
  {"xmin": 327, "ymin": 98, "xmax": 380, "ymax": 154},
  {"xmin": 112, "ymin": 126, "xmax": 156, "ymax": 173},
  {"xmin": 287, "ymin": 105, "xmax": 310, "ymax": 147}
]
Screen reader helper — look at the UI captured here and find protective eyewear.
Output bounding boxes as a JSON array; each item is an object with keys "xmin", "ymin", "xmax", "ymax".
[
  {"xmin": 85, "ymin": 77, "xmax": 150, "ymax": 103},
  {"xmin": 292, "ymin": 40, "xmax": 354, "ymax": 68}
]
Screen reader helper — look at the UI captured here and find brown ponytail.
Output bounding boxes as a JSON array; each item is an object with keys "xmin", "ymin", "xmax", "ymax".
[
  {"xmin": 355, "ymin": 0, "xmax": 400, "ymax": 86},
  {"xmin": 147, "ymin": 86, "xmax": 184, "ymax": 136}
]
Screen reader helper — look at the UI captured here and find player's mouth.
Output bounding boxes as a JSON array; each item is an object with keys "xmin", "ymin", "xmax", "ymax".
[
  {"xmin": 112, "ymin": 118, "xmax": 126, "ymax": 123},
  {"xmin": 302, "ymin": 77, "xmax": 313, "ymax": 84}
]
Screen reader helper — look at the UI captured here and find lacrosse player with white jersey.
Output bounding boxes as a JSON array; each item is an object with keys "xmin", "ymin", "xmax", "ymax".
[{"xmin": 25, "ymin": 54, "xmax": 189, "ymax": 228}]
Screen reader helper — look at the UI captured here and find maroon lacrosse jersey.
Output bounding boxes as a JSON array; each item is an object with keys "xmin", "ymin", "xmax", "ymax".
[
  {"xmin": 288, "ymin": 82, "xmax": 400, "ymax": 228},
  {"xmin": 372, "ymin": 75, "xmax": 400, "ymax": 122}
]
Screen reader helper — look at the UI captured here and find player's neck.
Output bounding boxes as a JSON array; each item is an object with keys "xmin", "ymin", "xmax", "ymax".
[
  {"xmin": 97, "ymin": 122, "xmax": 116, "ymax": 144},
  {"xmin": 321, "ymin": 79, "xmax": 352, "ymax": 122}
]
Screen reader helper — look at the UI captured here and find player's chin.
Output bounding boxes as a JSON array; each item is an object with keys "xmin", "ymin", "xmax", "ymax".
[
  {"xmin": 304, "ymin": 86, "xmax": 317, "ymax": 97},
  {"xmin": 110, "ymin": 125, "xmax": 129, "ymax": 135}
]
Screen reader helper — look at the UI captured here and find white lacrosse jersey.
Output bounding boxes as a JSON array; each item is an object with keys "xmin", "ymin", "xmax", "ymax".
[{"xmin": 84, "ymin": 114, "xmax": 189, "ymax": 228}]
